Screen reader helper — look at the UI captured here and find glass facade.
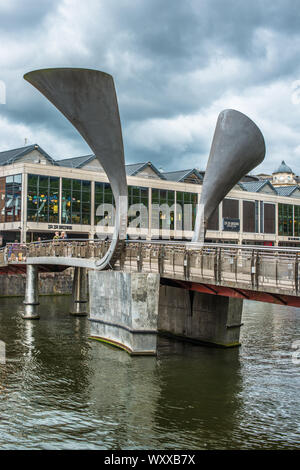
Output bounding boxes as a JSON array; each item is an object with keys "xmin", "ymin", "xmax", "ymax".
[
  {"xmin": 294, "ymin": 205, "xmax": 300, "ymax": 237},
  {"xmin": 2, "ymin": 170, "xmax": 300, "ymax": 242},
  {"xmin": 152, "ymin": 189, "xmax": 175, "ymax": 230},
  {"xmin": 95, "ymin": 182, "xmax": 115, "ymax": 226},
  {"xmin": 278, "ymin": 203, "xmax": 293, "ymax": 236},
  {"xmin": 27, "ymin": 174, "xmax": 59, "ymax": 223},
  {"xmin": 207, "ymin": 206, "xmax": 219, "ymax": 231},
  {"xmin": 223, "ymin": 198, "xmax": 239, "ymax": 219},
  {"xmin": 0, "ymin": 174, "xmax": 22, "ymax": 223},
  {"xmin": 263, "ymin": 203, "xmax": 275, "ymax": 234},
  {"xmin": 243, "ymin": 200, "xmax": 259, "ymax": 233},
  {"xmin": 176, "ymin": 191, "xmax": 198, "ymax": 231},
  {"xmin": 62, "ymin": 178, "xmax": 91, "ymax": 225},
  {"xmin": 128, "ymin": 186, "xmax": 148, "ymax": 228}
]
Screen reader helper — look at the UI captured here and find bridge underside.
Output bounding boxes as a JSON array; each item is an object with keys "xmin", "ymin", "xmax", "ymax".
[
  {"xmin": 160, "ymin": 278, "xmax": 300, "ymax": 308},
  {"xmin": 0, "ymin": 264, "xmax": 68, "ymax": 275}
]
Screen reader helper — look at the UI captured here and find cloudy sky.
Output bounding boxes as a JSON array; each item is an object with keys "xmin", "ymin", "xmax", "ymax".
[{"xmin": 1, "ymin": 0, "xmax": 300, "ymax": 175}]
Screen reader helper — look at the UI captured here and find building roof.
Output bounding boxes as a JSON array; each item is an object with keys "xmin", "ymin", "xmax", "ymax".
[
  {"xmin": 162, "ymin": 168, "xmax": 203, "ymax": 183},
  {"xmin": 57, "ymin": 154, "xmax": 96, "ymax": 168},
  {"xmin": 238, "ymin": 180, "xmax": 277, "ymax": 193},
  {"xmin": 273, "ymin": 160, "xmax": 294, "ymax": 174},
  {"xmin": 240, "ymin": 174, "xmax": 260, "ymax": 182},
  {"xmin": 0, "ymin": 144, "xmax": 56, "ymax": 166},
  {"xmin": 275, "ymin": 185, "xmax": 300, "ymax": 196},
  {"xmin": 125, "ymin": 162, "xmax": 166, "ymax": 179}
]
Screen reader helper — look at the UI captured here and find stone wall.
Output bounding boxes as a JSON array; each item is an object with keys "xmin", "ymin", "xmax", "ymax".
[
  {"xmin": 89, "ymin": 271, "xmax": 160, "ymax": 355},
  {"xmin": 0, "ymin": 268, "xmax": 74, "ymax": 297},
  {"xmin": 158, "ymin": 285, "xmax": 243, "ymax": 347}
]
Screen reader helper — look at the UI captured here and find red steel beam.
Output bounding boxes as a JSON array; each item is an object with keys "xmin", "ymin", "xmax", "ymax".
[{"xmin": 163, "ymin": 279, "xmax": 300, "ymax": 308}]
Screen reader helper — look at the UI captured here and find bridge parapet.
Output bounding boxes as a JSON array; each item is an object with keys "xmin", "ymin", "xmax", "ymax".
[{"xmin": 1, "ymin": 240, "xmax": 300, "ymax": 298}]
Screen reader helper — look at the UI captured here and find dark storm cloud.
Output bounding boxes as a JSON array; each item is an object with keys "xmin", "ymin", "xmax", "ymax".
[{"xmin": 1, "ymin": 0, "xmax": 300, "ymax": 172}]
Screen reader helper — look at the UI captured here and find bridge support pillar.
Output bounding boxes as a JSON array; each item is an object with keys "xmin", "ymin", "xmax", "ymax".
[
  {"xmin": 89, "ymin": 271, "xmax": 160, "ymax": 355},
  {"xmin": 22, "ymin": 264, "xmax": 40, "ymax": 319},
  {"xmin": 158, "ymin": 286, "xmax": 243, "ymax": 348},
  {"xmin": 70, "ymin": 267, "xmax": 88, "ymax": 316}
]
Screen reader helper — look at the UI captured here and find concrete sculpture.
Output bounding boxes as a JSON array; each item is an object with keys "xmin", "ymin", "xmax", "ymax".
[
  {"xmin": 192, "ymin": 109, "xmax": 266, "ymax": 243},
  {"xmin": 24, "ymin": 68, "xmax": 128, "ymax": 269}
]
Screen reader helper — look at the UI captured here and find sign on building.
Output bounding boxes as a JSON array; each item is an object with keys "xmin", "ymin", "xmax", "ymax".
[{"xmin": 222, "ymin": 217, "xmax": 240, "ymax": 232}]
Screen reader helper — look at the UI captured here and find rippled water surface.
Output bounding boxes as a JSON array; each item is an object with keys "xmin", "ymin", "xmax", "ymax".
[{"xmin": 0, "ymin": 295, "xmax": 299, "ymax": 449}]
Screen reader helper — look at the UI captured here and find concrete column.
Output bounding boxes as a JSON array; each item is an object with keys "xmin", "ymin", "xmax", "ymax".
[
  {"xmin": 158, "ymin": 285, "xmax": 243, "ymax": 347},
  {"xmin": 22, "ymin": 264, "xmax": 40, "ymax": 319},
  {"xmin": 89, "ymin": 271, "xmax": 160, "ymax": 355},
  {"xmin": 70, "ymin": 267, "xmax": 88, "ymax": 316}
]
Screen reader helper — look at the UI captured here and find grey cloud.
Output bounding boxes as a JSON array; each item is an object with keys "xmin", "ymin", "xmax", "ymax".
[
  {"xmin": 1, "ymin": 0, "xmax": 300, "ymax": 173},
  {"xmin": 0, "ymin": 0, "xmax": 60, "ymax": 34}
]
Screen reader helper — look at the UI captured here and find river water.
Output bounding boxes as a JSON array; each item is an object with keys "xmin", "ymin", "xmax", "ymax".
[{"xmin": 0, "ymin": 295, "xmax": 299, "ymax": 450}]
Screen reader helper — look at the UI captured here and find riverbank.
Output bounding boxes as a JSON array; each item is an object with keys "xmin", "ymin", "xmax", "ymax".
[{"xmin": 0, "ymin": 269, "xmax": 74, "ymax": 297}]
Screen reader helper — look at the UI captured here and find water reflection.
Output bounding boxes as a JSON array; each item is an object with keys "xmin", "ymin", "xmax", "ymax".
[{"xmin": 0, "ymin": 295, "xmax": 299, "ymax": 449}]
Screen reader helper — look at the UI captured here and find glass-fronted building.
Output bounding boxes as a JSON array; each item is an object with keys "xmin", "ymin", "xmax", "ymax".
[{"xmin": 1, "ymin": 143, "xmax": 300, "ymax": 246}]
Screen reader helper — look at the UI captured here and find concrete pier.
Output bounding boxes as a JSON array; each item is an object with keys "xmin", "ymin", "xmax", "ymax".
[
  {"xmin": 89, "ymin": 271, "xmax": 160, "ymax": 355},
  {"xmin": 69, "ymin": 267, "xmax": 88, "ymax": 316},
  {"xmin": 158, "ymin": 285, "xmax": 243, "ymax": 347},
  {"xmin": 22, "ymin": 264, "xmax": 40, "ymax": 319}
]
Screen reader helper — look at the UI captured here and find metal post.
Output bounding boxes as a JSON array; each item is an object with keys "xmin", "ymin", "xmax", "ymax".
[
  {"xmin": 251, "ymin": 250, "xmax": 255, "ymax": 289},
  {"xmin": 295, "ymin": 253, "xmax": 298, "ymax": 294},
  {"xmin": 22, "ymin": 264, "xmax": 40, "ymax": 319},
  {"xmin": 255, "ymin": 251, "xmax": 260, "ymax": 288},
  {"xmin": 184, "ymin": 250, "xmax": 190, "ymax": 280},
  {"xmin": 137, "ymin": 244, "xmax": 143, "ymax": 272},
  {"xmin": 70, "ymin": 267, "xmax": 88, "ymax": 316},
  {"xmin": 218, "ymin": 247, "xmax": 222, "ymax": 284},
  {"xmin": 159, "ymin": 246, "xmax": 164, "ymax": 275}
]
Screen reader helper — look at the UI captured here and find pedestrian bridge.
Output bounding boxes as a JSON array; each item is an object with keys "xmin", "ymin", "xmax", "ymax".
[
  {"xmin": 1, "ymin": 239, "xmax": 300, "ymax": 305},
  {"xmin": 1, "ymin": 240, "xmax": 299, "ymax": 355}
]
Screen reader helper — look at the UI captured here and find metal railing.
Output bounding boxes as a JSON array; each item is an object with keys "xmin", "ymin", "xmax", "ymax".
[{"xmin": 1, "ymin": 240, "xmax": 299, "ymax": 296}]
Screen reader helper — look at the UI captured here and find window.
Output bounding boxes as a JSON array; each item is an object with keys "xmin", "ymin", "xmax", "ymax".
[
  {"xmin": 128, "ymin": 186, "xmax": 148, "ymax": 228},
  {"xmin": 152, "ymin": 189, "xmax": 176, "ymax": 230},
  {"xmin": 278, "ymin": 203, "xmax": 293, "ymax": 236},
  {"xmin": 294, "ymin": 206, "xmax": 300, "ymax": 237},
  {"xmin": 0, "ymin": 174, "xmax": 22, "ymax": 223},
  {"xmin": 176, "ymin": 191, "xmax": 198, "ymax": 232},
  {"xmin": 264, "ymin": 203, "xmax": 275, "ymax": 234},
  {"xmin": 27, "ymin": 174, "xmax": 59, "ymax": 223},
  {"xmin": 243, "ymin": 200, "xmax": 259, "ymax": 233},
  {"xmin": 95, "ymin": 182, "xmax": 115, "ymax": 226},
  {"xmin": 62, "ymin": 178, "xmax": 91, "ymax": 225},
  {"xmin": 223, "ymin": 198, "xmax": 239, "ymax": 219},
  {"xmin": 207, "ymin": 206, "xmax": 219, "ymax": 231}
]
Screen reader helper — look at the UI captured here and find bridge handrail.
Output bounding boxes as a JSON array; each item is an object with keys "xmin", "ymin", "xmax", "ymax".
[
  {"xmin": 2, "ymin": 239, "xmax": 300, "ymax": 296},
  {"xmin": 3, "ymin": 239, "xmax": 300, "ymax": 254}
]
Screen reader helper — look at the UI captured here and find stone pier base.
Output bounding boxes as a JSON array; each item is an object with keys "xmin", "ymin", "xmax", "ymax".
[
  {"xmin": 88, "ymin": 271, "xmax": 160, "ymax": 355},
  {"xmin": 158, "ymin": 285, "xmax": 243, "ymax": 348}
]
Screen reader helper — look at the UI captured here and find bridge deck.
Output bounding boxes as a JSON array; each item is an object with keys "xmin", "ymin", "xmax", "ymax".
[{"xmin": 1, "ymin": 240, "xmax": 300, "ymax": 304}]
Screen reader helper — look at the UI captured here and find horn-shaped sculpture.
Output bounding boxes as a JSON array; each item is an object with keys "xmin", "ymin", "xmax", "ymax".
[
  {"xmin": 24, "ymin": 68, "xmax": 128, "ymax": 269},
  {"xmin": 192, "ymin": 109, "xmax": 265, "ymax": 243}
]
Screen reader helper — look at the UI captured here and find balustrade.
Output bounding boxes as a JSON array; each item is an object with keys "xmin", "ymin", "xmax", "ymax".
[{"xmin": 1, "ymin": 240, "xmax": 299, "ymax": 295}]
